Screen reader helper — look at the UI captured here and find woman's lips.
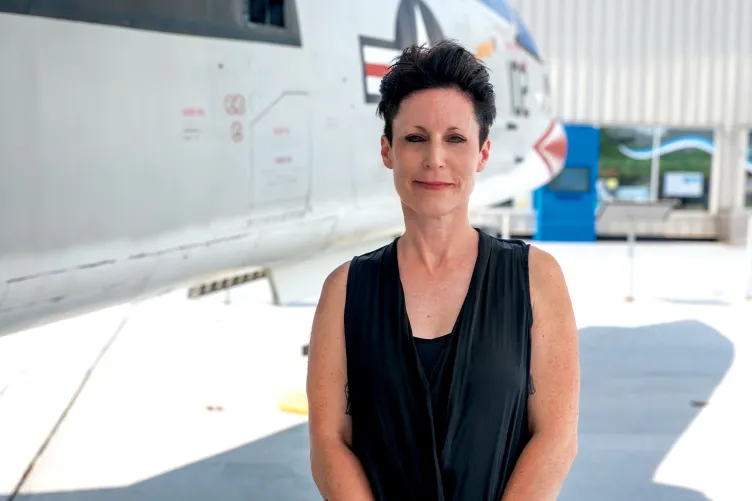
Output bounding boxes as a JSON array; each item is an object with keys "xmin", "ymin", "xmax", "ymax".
[{"xmin": 415, "ymin": 181, "xmax": 454, "ymax": 190}]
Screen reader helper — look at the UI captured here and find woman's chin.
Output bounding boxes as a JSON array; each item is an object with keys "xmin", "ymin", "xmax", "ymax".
[{"xmin": 405, "ymin": 199, "xmax": 462, "ymax": 219}]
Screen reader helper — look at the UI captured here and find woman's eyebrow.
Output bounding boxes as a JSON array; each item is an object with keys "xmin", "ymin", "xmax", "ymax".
[{"xmin": 412, "ymin": 125, "xmax": 461, "ymax": 132}]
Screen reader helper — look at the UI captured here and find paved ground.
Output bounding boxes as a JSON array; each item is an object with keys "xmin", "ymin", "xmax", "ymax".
[{"xmin": 0, "ymin": 241, "xmax": 750, "ymax": 500}]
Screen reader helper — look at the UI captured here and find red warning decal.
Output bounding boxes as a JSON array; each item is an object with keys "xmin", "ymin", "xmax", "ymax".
[
  {"xmin": 182, "ymin": 107, "xmax": 205, "ymax": 117},
  {"xmin": 231, "ymin": 121, "xmax": 243, "ymax": 142},
  {"xmin": 224, "ymin": 94, "xmax": 246, "ymax": 115}
]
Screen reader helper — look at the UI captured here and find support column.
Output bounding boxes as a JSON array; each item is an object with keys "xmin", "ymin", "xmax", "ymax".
[{"xmin": 711, "ymin": 127, "xmax": 749, "ymax": 244}]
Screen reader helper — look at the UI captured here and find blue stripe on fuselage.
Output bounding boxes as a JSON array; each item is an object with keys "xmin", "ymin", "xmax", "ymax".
[{"xmin": 478, "ymin": 0, "xmax": 540, "ymax": 60}]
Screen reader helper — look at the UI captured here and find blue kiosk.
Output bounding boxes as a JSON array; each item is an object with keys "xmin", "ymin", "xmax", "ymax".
[{"xmin": 533, "ymin": 124, "xmax": 600, "ymax": 242}]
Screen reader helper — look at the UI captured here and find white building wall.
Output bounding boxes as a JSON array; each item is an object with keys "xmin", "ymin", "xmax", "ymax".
[{"xmin": 508, "ymin": 0, "xmax": 752, "ymax": 129}]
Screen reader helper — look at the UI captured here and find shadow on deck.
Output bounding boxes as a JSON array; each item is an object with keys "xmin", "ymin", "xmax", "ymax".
[{"xmin": 11, "ymin": 320, "xmax": 732, "ymax": 501}]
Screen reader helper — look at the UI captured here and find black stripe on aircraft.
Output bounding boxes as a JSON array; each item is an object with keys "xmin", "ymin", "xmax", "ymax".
[
  {"xmin": 0, "ymin": 0, "xmax": 302, "ymax": 47},
  {"xmin": 358, "ymin": 0, "xmax": 445, "ymax": 104}
]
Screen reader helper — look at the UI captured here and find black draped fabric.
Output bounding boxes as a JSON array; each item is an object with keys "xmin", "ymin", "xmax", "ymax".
[{"xmin": 344, "ymin": 229, "xmax": 533, "ymax": 501}]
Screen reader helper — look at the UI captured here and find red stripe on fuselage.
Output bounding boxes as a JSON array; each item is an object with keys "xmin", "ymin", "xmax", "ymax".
[{"xmin": 365, "ymin": 63, "xmax": 390, "ymax": 78}]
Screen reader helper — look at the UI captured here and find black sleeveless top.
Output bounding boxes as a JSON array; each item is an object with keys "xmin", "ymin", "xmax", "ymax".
[{"xmin": 344, "ymin": 229, "xmax": 533, "ymax": 500}]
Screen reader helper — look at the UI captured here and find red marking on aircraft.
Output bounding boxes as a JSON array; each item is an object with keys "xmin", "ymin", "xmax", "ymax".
[
  {"xmin": 365, "ymin": 63, "xmax": 390, "ymax": 78},
  {"xmin": 534, "ymin": 121, "xmax": 567, "ymax": 176},
  {"xmin": 182, "ymin": 108, "xmax": 205, "ymax": 117},
  {"xmin": 231, "ymin": 121, "xmax": 243, "ymax": 142},
  {"xmin": 224, "ymin": 94, "xmax": 246, "ymax": 116}
]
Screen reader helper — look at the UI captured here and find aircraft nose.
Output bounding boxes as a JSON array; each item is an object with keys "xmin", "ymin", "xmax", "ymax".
[{"xmin": 533, "ymin": 120, "xmax": 568, "ymax": 178}]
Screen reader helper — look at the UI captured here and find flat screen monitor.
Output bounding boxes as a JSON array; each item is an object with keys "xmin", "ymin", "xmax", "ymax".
[
  {"xmin": 547, "ymin": 166, "xmax": 590, "ymax": 193},
  {"xmin": 663, "ymin": 171, "xmax": 704, "ymax": 198}
]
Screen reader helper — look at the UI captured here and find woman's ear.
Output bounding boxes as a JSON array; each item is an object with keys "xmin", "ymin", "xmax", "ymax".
[
  {"xmin": 381, "ymin": 135, "xmax": 394, "ymax": 169},
  {"xmin": 477, "ymin": 139, "xmax": 491, "ymax": 173}
]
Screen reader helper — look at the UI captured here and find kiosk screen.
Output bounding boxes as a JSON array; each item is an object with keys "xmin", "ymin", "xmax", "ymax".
[{"xmin": 548, "ymin": 166, "xmax": 590, "ymax": 193}]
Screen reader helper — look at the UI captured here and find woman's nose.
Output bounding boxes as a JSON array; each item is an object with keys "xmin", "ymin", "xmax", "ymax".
[{"xmin": 425, "ymin": 141, "xmax": 446, "ymax": 169}]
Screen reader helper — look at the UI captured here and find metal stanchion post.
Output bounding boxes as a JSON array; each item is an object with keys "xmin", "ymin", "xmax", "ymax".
[
  {"xmin": 626, "ymin": 218, "xmax": 635, "ymax": 303},
  {"xmin": 501, "ymin": 212, "xmax": 511, "ymax": 240},
  {"xmin": 745, "ymin": 214, "xmax": 752, "ymax": 300},
  {"xmin": 595, "ymin": 200, "xmax": 676, "ymax": 303}
]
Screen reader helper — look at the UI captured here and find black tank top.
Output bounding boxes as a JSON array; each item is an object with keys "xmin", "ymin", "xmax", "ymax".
[
  {"xmin": 414, "ymin": 334, "xmax": 452, "ymax": 379},
  {"xmin": 344, "ymin": 229, "xmax": 533, "ymax": 500}
]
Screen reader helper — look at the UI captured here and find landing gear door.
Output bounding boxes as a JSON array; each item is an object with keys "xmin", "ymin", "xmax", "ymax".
[{"xmin": 249, "ymin": 92, "xmax": 311, "ymax": 216}]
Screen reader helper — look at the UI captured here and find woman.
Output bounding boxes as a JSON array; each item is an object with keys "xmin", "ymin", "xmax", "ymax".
[{"xmin": 307, "ymin": 40, "xmax": 579, "ymax": 500}]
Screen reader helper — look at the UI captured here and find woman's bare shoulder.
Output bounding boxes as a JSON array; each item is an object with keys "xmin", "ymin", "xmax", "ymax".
[
  {"xmin": 319, "ymin": 261, "xmax": 351, "ymax": 305},
  {"xmin": 527, "ymin": 245, "xmax": 562, "ymax": 278},
  {"xmin": 527, "ymin": 245, "xmax": 569, "ymax": 309},
  {"xmin": 310, "ymin": 260, "xmax": 353, "ymax": 344}
]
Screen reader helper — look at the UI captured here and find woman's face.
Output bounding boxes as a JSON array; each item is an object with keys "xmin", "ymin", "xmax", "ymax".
[{"xmin": 381, "ymin": 87, "xmax": 490, "ymax": 219}]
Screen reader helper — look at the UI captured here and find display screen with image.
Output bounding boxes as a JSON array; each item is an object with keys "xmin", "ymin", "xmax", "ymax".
[
  {"xmin": 548, "ymin": 167, "xmax": 590, "ymax": 193},
  {"xmin": 663, "ymin": 171, "xmax": 704, "ymax": 198}
]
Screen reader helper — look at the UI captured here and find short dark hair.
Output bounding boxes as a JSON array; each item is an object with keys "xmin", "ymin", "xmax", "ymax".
[{"xmin": 376, "ymin": 39, "xmax": 497, "ymax": 146}]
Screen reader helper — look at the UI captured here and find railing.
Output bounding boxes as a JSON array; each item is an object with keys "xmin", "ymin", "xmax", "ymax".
[
  {"xmin": 469, "ymin": 207, "xmax": 536, "ymax": 240},
  {"xmin": 746, "ymin": 214, "xmax": 752, "ymax": 300}
]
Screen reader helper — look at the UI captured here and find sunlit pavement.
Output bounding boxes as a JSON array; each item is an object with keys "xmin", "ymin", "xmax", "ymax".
[{"xmin": 0, "ymin": 240, "xmax": 750, "ymax": 500}]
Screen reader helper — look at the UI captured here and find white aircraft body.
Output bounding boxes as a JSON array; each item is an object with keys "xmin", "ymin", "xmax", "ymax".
[{"xmin": 0, "ymin": 0, "xmax": 567, "ymax": 338}]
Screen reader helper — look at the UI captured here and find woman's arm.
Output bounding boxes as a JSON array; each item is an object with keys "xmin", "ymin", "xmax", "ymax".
[
  {"xmin": 501, "ymin": 246, "xmax": 580, "ymax": 501},
  {"xmin": 307, "ymin": 262, "xmax": 376, "ymax": 501}
]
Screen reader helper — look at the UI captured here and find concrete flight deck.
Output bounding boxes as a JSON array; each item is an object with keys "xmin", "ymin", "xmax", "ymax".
[{"xmin": 0, "ymin": 241, "xmax": 750, "ymax": 501}]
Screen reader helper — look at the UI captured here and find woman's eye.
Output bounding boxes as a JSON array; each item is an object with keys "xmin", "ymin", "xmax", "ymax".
[{"xmin": 404, "ymin": 135, "xmax": 465, "ymax": 143}]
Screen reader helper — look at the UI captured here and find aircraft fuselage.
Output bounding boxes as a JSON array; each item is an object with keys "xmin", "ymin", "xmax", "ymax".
[{"xmin": 0, "ymin": 0, "xmax": 562, "ymax": 336}]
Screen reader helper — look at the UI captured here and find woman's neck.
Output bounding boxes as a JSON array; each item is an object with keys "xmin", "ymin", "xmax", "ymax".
[{"xmin": 399, "ymin": 208, "xmax": 479, "ymax": 273}]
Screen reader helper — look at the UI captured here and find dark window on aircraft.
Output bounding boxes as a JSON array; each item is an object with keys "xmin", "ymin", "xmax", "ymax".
[
  {"xmin": 248, "ymin": 0, "xmax": 285, "ymax": 27},
  {"xmin": 1, "ymin": 0, "xmax": 300, "ymax": 46}
]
